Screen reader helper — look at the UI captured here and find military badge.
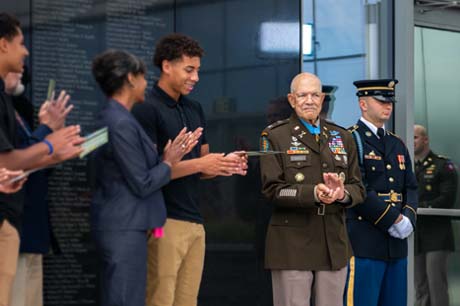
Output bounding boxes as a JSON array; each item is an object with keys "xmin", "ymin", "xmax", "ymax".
[
  {"xmin": 295, "ymin": 173, "xmax": 305, "ymax": 182},
  {"xmin": 287, "ymin": 147, "xmax": 309, "ymax": 155},
  {"xmin": 330, "ymin": 130, "xmax": 339, "ymax": 136},
  {"xmin": 397, "ymin": 155, "xmax": 406, "ymax": 170},
  {"xmin": 364, "ymin": 150, "xmax": 382, "ymax": 160},
  {"xmin": 291, "ymin": 136, "xmax": 302, "ymax": 147},
  {"xmin": 290, "ymin": 155, "xmax": 307, "ymax": 162},
  {"xmin": 328, "ymin": 135, "xmax": 347, "ymax": 155}
]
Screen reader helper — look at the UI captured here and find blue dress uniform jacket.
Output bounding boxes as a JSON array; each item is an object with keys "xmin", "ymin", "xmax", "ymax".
[
  {"xmin": 347, "ymin": 120, "xmax": 418, "ymax": 260},
  {"xmin": 91, "ymin": 100, "xmax": 170, "ymax": 231}
]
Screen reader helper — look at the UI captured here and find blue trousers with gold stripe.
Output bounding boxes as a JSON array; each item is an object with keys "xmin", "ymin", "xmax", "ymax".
[{"xmin": 344, "ymin": 256, "xmax": 407, "ymax": 306}]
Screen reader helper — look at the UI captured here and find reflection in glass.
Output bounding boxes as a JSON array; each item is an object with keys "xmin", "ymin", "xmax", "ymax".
[{"xmin": 414, "ymin": 25, "xmax": 460, "ymax": 306}]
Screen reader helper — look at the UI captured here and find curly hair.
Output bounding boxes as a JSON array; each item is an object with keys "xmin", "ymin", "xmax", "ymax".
[
  {"xmin": 0, "ymin": 13, "xmax": 20, "ymax": 41},
  {"xmin": 92, "ymin": 49, "xmax": 146, "ymax": 97},
  {"xmin": 153, "ymin": 33, "xmax": 204, "ymax": 70}
]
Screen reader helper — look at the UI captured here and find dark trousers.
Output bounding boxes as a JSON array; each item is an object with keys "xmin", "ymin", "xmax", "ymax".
[{"xmin": 94, "ymin": 230, "xmax": 148, "ymax": 306}]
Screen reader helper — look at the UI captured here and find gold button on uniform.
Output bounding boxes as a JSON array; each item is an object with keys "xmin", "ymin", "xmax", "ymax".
[
  {"xmin": 386, "ymin": 164, "xmax": 392, "ymax": 170},
  {"xmin": 371, "ymin": 166, "xmax": 376, "ymax": 171},
  {"xmin": 389, "ymin": 177, "xmax": 394, "ymax": 183},
  {"xmin": 358, "ymin": 216, "xmax": 363, "ymax": 220},
  {"xmin": 322, "ymin": 163, "xmax": 328, "ymax": 168},
  {"xmin": 391, "ymin": 203, "xmax": 396, "ymax": 207}
]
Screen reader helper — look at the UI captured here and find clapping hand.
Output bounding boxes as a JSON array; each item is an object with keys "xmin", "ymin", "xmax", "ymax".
[
  {"xmin": 163, "ymin": 127, "xmax": 203, "ymax": 167},
  {"xmin": 39, "ymin": 90, "xmax": 73, "ymax": 131},
  {"xmin": 316, "ymin": 173, "xmax": 345, "ymax": 204},
  {"xmin": 223, "ymin": 151, "xmax": 248, "ymax": 176}
]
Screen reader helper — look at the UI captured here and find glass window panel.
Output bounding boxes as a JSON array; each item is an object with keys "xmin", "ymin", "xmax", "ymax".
[{"xmin": 414, "ymin": 25, "xmax": 460, "ymax": 306}]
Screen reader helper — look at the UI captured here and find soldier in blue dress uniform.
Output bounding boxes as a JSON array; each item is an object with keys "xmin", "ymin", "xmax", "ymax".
[{"xmin": 344, "ymin": 79, "xmax": 418, "ymax": 306}]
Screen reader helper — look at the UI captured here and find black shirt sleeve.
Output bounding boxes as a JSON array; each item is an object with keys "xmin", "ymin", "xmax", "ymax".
[
  {"xmin": 197, "ymin": 102, "xmax": 208, "ymax": 145},
  {"xmin": 0, "ymin": 95, "xmax": 14, "ymax": 152},
  {"xmin": 0, "ymin": 128, "xmax": 13, "ymax": 152},
  {"xmin": 132, "ymin": 101, "xmax": 159, "ymax": 145}
]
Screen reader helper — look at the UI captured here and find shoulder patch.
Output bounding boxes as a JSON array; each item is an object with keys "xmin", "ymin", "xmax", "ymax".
[
  {"xmin": 260, "ymin": 134, "xmax": 271, "ymax": 151},
  {"xmin": 267, "ymin": 118, "xmax": 289, "ymax": 130}
]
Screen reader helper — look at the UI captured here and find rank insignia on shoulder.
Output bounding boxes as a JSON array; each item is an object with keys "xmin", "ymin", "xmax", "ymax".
[{"xmin": 348, "ymin": 125, "xmax": 359, "ymax": 133}]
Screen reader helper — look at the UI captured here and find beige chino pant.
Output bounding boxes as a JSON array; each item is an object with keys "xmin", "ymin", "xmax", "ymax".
[
  {"xmin": 0, "ymin": 220, "xmax": 20, "ymax": 306},
  {"xmin": 147, "ymin": 219, "xmax": 205, "ymax": 306},
  {"xmin": 272, "ymin": 266, "xmax": 348, "ymax": 306}
]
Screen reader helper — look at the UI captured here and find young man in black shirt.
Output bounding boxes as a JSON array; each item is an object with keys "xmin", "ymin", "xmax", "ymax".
[
  {"xmin": 0, "ymin": 13, "xmax": 83, "ymax": 306},
  {"xmin": 132, "ymin": 33, "xmax": 247, "ymax": 306}
]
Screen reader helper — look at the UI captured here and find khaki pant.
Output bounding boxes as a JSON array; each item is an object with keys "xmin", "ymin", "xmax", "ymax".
[
  {"xmin": 0, "ymin": 220, "xmax": 20, "ymax": 306},
  {"xmin": 11, "ymin": 254, "xmax": 43, "ymax": 306},
  {"xmin": 272, "ymin": 266, "xmax": 348, "ymax": 306},
  {"xmin": 146, "ymin": 219, "xmax": 205, "ymax": 306}
]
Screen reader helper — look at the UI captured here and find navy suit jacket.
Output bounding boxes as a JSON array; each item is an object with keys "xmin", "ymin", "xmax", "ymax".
[{"xmin": 91, "ymin": 100, "xmax": 170, "ymax": 231}]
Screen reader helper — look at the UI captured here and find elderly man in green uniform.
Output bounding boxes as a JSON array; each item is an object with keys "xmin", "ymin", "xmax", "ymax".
[
  {"xmin": 414, "ymin": 124, "xmax": 458, "ymax": 306},
  {"xmin": 259, "ymin": 72, "xmax": 365, "ymax": 306}
]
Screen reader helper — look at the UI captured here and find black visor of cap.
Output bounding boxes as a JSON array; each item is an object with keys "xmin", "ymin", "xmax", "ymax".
[{"xmin": 373, "ymin": 95, "xmax": 396, "ymax": 103}]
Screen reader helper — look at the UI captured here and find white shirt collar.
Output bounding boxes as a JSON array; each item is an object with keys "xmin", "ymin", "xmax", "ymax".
[{"xmin": 359, "ymin": 117, "xmax": 386, "ymax": 138}]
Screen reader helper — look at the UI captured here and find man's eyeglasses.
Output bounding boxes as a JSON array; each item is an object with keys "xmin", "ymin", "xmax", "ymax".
[{"xmin": 293, "ymin": 92, "xmax": 324, "ymax": 102}]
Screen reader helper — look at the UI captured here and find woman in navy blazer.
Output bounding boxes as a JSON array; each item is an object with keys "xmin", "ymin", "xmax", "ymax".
[{"xmin": 90, "ymin": 50, "xmax": 199, "ymax": 306}]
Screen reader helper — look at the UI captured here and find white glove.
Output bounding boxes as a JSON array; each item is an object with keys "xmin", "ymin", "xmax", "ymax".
[
  {"xmin": 388, "ymin": 215, "xmax": 413, "ymax": 239},
  {"xmin": 388, "ymin": 224, "xmax": 400, "ymax": 239}
]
